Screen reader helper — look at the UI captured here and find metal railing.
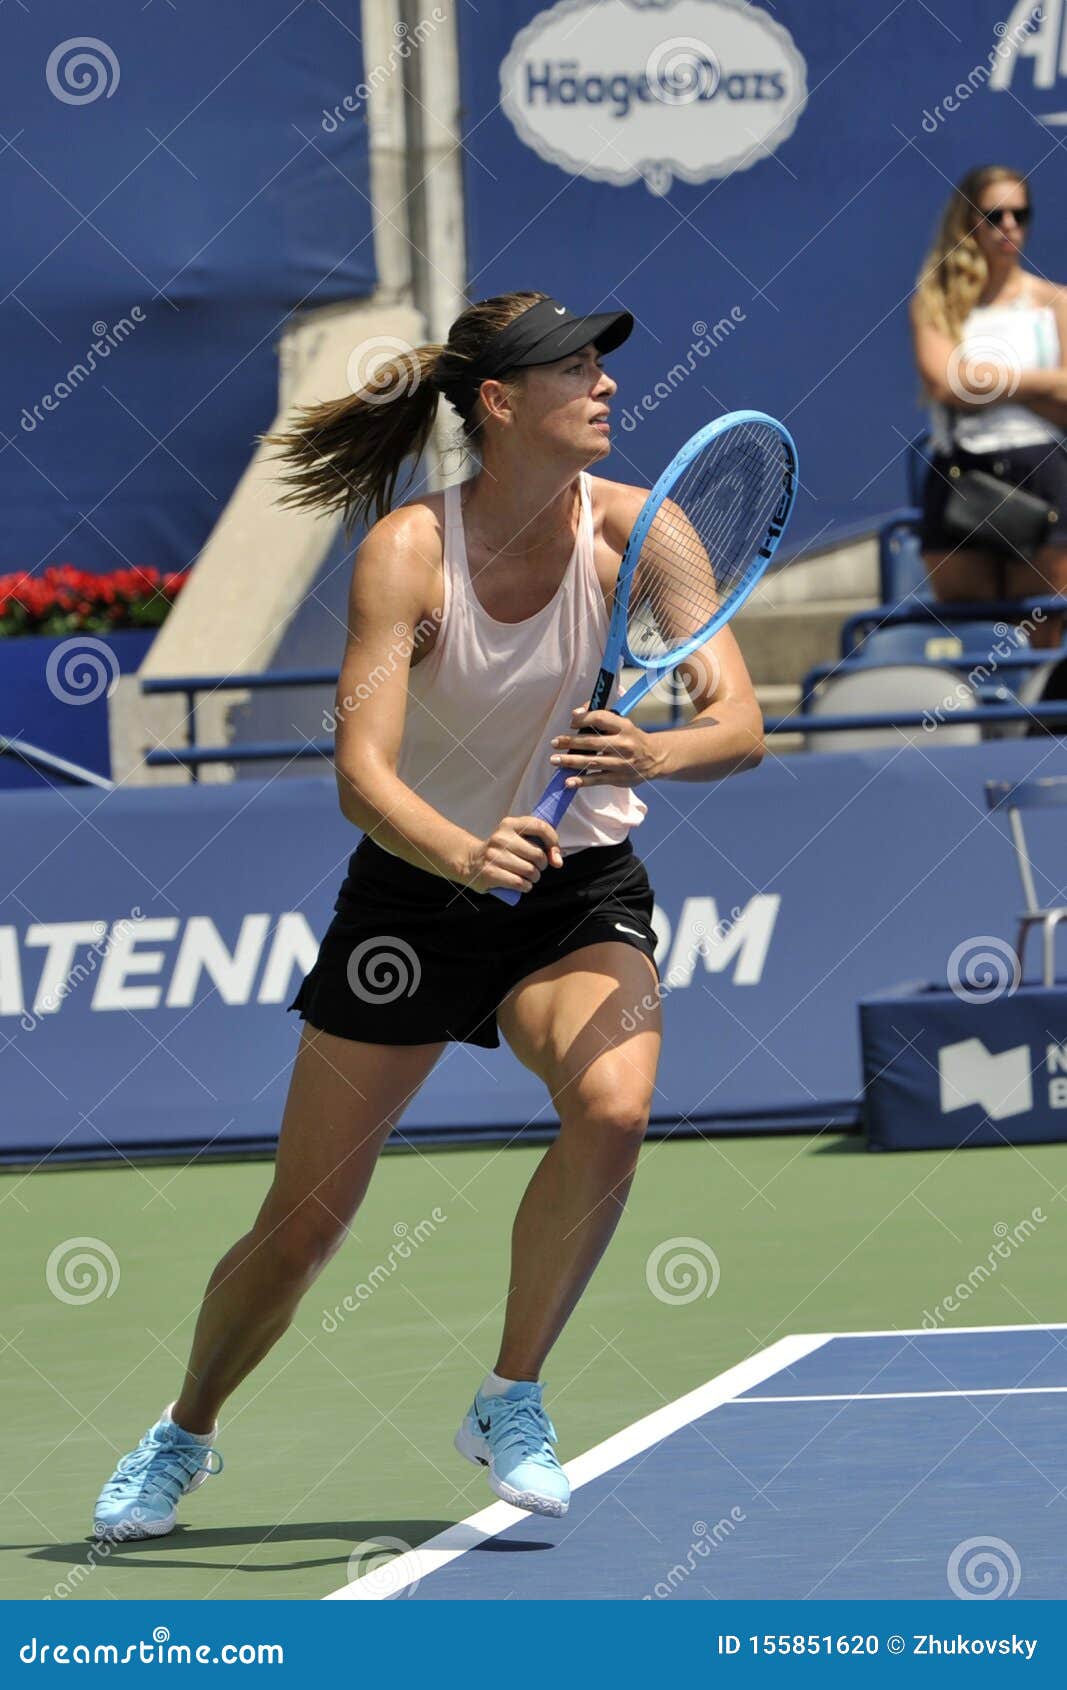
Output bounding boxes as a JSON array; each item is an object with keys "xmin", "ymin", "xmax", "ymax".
[
  {"xmin": 763, "ymin": 700, "xmax": 1067, "ymax": 738},
  {"xmin": 140, "ymin": 667, "xmax": 686, "ymax": 776},
  {"xmin": 800, "ymin": 647, "xmax": 1065, "ymax": 713},
  {"xmin": 0, "ymin": 733, "xmax": 114, "ymax": 789},
  {"xmin": 841, "ymin": 595, "xmax": 1067, "ymax": 657},
  {"xmin": 138, "ymin": 597, "xmax": 1067, "ymax": 769},
  {"xmin": 141, "ymin": 669, "xmax": 336, "ymax": 779}
]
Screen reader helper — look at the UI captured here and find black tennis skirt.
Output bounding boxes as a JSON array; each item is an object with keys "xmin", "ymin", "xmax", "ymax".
[{"xmin": 288, "ymin": 834, "xmax": 659, "ymax": 1049}]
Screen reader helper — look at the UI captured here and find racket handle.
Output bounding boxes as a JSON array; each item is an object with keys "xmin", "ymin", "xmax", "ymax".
[{"xmin": 490, "ymin": 769, "xmax": 578, "ymax": 906}]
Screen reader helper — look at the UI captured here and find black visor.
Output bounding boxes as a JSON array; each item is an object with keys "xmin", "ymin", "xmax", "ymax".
[{"xmin": 438, "ymin": 297, "xmax": 633, "ymax": 411}]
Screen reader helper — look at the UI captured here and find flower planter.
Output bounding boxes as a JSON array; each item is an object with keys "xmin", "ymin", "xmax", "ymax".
[{"xmin": 0, "ymin": 628, "xmax": 154, "ymax": 789}]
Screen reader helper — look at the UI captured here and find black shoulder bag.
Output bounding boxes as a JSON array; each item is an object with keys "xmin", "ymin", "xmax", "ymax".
[{"xmin": 942, "ymin": 414, "xmax": 1058, "ymax": 558}]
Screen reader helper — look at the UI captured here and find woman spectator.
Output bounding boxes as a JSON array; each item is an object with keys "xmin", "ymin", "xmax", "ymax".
[{"xmin": 911, "ymin": 164, "xmax": 1067, "ymax": 639}]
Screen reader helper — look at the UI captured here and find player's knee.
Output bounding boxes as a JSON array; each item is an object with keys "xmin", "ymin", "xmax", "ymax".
[
  {"xmin": 255, "ymin": 1204, "xmax": 347, "ymax": 1283},
  {"xmin": 571, "ymin": 1086, "xmax": 650, "ymax": 1156}
]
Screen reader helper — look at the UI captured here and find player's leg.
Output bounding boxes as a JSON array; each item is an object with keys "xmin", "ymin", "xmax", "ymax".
[
  {"xmin": 93, "ymin": 1029, "xmax": 442, "ymax": 1537},
  {"xmin": 172, "ymin": 1027, "xmax": 444, "ymax": 1431},
  {"xmin": 494, "ymin": 941, "xmax": 661, "ymax": 1374},
  {"xmin": 454, "ymin": 941, "xmax": 659, "ymax": 1515}
]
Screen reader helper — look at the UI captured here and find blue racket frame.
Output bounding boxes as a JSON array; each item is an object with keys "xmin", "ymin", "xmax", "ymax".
[{"xmin": 493, "ymin": 410, "xmax": 798, "ymax": 903}]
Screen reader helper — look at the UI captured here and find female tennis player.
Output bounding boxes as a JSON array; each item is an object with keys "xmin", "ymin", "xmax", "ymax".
[
  {"xmin": 912, "ymin": 164, "xmax": 1067, "ymax": 631},
  {"xmin": 93, "ymin": 291, "xmax": 764, "ymax": 1537}
]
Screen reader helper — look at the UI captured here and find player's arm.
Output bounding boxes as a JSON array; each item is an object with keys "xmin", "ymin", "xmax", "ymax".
[
  {"xmin": 334, "ymin": 508, "xmax": 560, "ymax": 892},
  {"xmin": 551, "ymin": 483, "xmax": 764, "ymax": 789}
]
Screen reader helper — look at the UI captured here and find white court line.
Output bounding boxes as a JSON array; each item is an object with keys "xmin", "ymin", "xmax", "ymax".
[
  {"xmin": 323, "ymin": 1331, "xmax": 832, "ymax": 1600},
  {"xmin": 737, "ymin": 1386, "xmax": 1067, "ymax": 1404},
  {"xmin": 798, "ymin": 1321, "xmax": 1067, "ymax": 1338}
]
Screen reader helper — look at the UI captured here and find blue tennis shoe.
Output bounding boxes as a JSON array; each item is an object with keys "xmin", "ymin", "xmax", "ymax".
[
  {"xmin": 455, "ymin": 1380, "xmax": 570, "ymax": 1517},
  {"xmin": 93, "ymin": 1409, "xmax": 223, "ymax": 1540}
]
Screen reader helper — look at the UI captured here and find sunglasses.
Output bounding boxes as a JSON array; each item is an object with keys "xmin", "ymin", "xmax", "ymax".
[{"xmin": 983, "ymin": 205, "xmax": 1032, "ymax": 230}]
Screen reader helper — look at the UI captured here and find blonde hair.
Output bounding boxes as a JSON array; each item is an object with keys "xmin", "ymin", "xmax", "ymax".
[
  {"xmin": 264, "ymin": 291, "xmax": 548, "ymax": 530},
  {"xmin": 914, "ymin": 164, "xmax": 1029, "ymax": 340}
]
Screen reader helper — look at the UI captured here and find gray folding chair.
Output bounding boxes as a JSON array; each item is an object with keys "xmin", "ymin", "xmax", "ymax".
[{"xmin": 985, "ymin": 777, "xmax": 1067, "ymax": 986}]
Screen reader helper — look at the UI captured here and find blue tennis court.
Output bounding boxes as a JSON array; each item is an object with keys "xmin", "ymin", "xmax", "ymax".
[{"xmin": 327, "ymin": 1325, "xmax": 1067, "ymax": 1602}]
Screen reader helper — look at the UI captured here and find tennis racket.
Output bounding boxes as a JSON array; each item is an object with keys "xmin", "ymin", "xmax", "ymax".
[{"xmin": 492, "ymin": 409, "xmax": 797, "ymax": 905}]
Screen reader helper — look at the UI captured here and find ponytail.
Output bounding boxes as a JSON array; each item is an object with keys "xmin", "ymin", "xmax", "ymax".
[
  {"xmin": 265, "ymin": 291, "xmax": 548, "ymax": 531},
  {"xmin": 264, "ymin": 342, "xmax": 444, "ymax": 531}
]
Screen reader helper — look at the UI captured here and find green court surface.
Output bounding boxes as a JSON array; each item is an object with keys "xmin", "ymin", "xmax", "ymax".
[{"xmin": 3, "ymin": 1131, "xmax": 1064, "ymax": 1600}]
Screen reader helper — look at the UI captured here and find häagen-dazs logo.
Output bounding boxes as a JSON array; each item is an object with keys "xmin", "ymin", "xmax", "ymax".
[{"xmin": 501, "ymin": 0, "xmax": 807, "ymax": 195}]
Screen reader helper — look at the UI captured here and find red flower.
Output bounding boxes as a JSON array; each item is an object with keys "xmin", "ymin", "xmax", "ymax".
[{"xmin": 0, "ymin": 563, "xmax": 189, "ymax": 636}]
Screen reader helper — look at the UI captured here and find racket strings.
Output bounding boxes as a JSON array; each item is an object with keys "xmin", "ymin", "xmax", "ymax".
[{"xmin": 627, "ymin": 422, "xmax": 792, "ymax": 663}]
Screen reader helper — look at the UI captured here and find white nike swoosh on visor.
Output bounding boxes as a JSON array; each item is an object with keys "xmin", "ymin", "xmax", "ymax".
[{"xmin": 554, "ymin": 306, "xmax": 566, "ymax": 314}]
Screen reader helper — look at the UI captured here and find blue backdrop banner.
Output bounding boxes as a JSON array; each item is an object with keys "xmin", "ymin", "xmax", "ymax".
[
  {"xmin": 457, "ymin": 0, "xmax": 1067, "ymax": 552},
  {"xmin": 2, "ymin": 3, "xmax": 375, "ymax": 578},
  {"xmin": 3, "ymin": 738, "xmax": 1067, "ymax": 1163}
]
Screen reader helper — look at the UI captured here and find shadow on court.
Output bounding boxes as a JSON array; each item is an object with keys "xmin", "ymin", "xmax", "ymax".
[
  {"xmin": 9, "ymin": 1520, "xmax": 458, "ymax": 1577},
  {"xmin": 811, "ymin": 1131, "xmax": 866, "ymax": 1154}
]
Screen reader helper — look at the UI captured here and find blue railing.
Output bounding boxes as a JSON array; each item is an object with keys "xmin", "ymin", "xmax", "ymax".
[
  {"xmin": 140, "ymin": 667, "xmax": 691, "ymax": 775},
  {"xmin": 141, "ymin": 669, "xmax": 335, "ymax": 780},
  {"xmin": 0, "ymin": 733, "xmax": 114, "ymax": 789},
  {"xmin": 800, "ymin": 648, "xmax": 1063, "ymax": 713},
  {"xmin": 764, "ymin": 700, "xmax": 1067, "ymax": 737},
  {"xmin": 841, "ymin": 595, "xmax": 1067, "ymax": 656},
  {"xmin": 137, "ymin": 571, "xmax": 1067, "ymax": 769}
]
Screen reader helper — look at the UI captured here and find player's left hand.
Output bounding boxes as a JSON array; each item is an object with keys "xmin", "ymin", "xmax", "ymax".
[{"xmin": 549, "ymin": 704, "xmax": 665, "ymax": 789}]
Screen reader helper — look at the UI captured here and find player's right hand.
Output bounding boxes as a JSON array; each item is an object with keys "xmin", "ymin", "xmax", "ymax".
[{"xmin": 464, "ymin": 816, "xmax": 563, "ymax": 895}]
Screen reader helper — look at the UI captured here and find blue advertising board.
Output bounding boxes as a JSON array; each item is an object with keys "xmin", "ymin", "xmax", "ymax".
[
  {"xmin": 863, "ymin": 982, "xmax": 1067, "ymax": 1151},
  {"xmin": 2, "ymin": 3, "xmax": 375, "ymax": 578},
  {"xmin": 457, "ymin": 0, "xmax": 1067, "ymax": 551},
  {"xmin": 3, "ymin": 737, "xmax": 1067, "ymax": 1163}
]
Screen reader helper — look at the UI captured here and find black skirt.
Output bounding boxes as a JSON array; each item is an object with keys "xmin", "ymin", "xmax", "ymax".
[{"xmin": 288, "ymin": 835, "xmax": 659, "ymax": 1049}]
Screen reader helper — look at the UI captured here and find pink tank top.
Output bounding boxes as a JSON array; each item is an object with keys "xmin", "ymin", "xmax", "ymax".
[{"xmin": 395, "ymin": 472, "xmax": 646, "ymax": 855}]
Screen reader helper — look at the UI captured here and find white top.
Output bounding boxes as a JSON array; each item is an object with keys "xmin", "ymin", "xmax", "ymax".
[
  {"xmin": 393, "ymin": 471, "xmax": 647, "ymax": 857},
  {"xmin": 929, "ymin": 275, "xmax": 1064, "ymax": 454}
]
